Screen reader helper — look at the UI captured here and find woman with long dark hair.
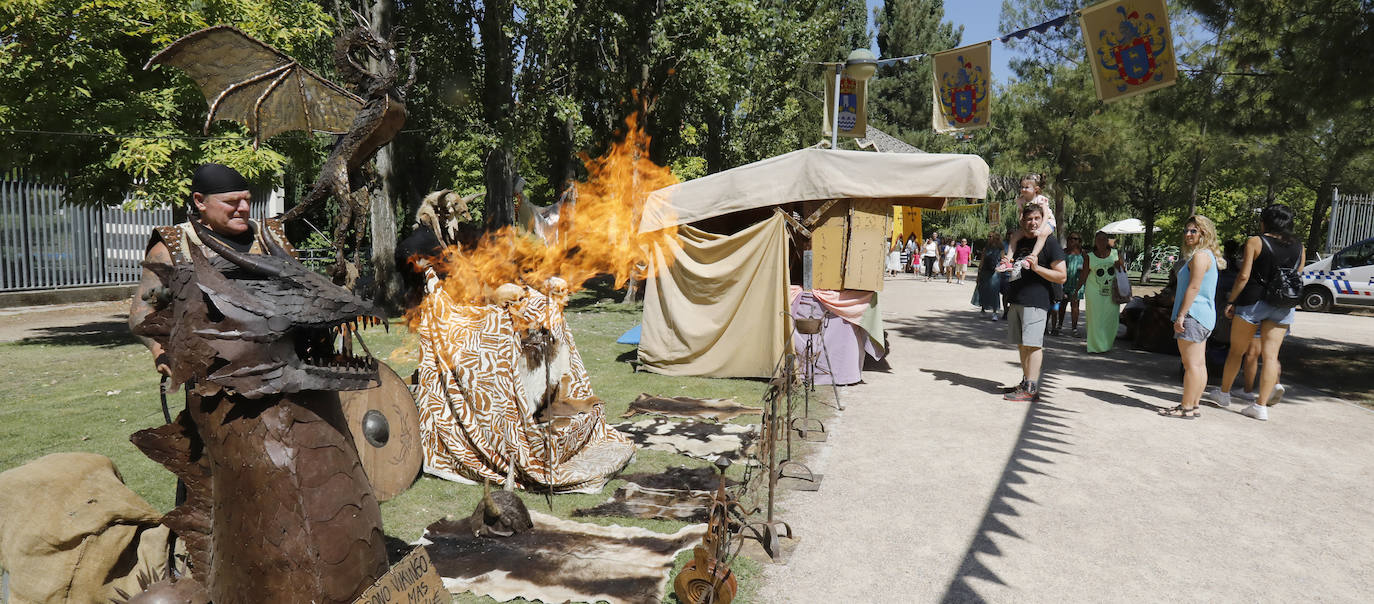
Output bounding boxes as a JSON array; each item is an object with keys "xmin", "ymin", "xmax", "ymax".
[{"xmin": 1206, "ymin": 204, "xmax": 1305, "ymax": 420}]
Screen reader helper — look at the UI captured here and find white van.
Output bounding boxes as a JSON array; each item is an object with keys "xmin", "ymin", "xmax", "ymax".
[{"xmin": 1300, "ymin": 236, "xmax": 1374, "ymax": 312}]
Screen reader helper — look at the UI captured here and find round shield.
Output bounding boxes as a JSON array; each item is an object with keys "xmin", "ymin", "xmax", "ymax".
[{"xmin": 339, "ymin": 361, "xmax": 423, "ymax": 501}]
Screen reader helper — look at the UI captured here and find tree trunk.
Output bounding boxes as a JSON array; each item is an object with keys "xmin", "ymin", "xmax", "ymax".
[
  {"xmin": 367, "ymin": 0, "xmax": 401, "ymax": 309},
  {"xmin": 1140, "ymin": 207, "xmax": 1157, "ymax": 284},
  {"xmin": 484, "ymin": 148, "xmax": 515, "ymax": 230},
  {"xmin": 480, "ymin": 0, "xmax": 515, "ymax": 230},
  {"xmin": 1307, "ymin": 176, "xmax": 1338, "ymax": 254}
]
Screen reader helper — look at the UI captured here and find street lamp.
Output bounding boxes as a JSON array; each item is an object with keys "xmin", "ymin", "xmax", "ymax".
[{"xmin": 830, "ymin": 48, "xmax": 879, "ymax": 149}]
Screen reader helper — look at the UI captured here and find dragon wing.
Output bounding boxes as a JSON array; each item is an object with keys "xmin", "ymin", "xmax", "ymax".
[{"xmin": 147, "ymin": 25, "xmax": 363, "ymax": 146}]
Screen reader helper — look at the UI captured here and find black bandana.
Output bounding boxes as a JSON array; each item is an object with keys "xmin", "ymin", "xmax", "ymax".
[{"xmin": 190, "ymin": 163, "xmax": 250, "ymax": 196}]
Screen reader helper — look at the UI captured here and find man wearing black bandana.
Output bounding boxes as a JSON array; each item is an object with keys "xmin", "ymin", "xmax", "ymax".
[{"xmin": 129, "ymin": 163, "xmax": 297, "ymax": 375}]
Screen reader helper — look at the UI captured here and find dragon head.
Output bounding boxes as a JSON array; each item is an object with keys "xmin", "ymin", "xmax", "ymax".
[{"xmin": 136, "ymin": 221, "xmax": 384, "ymax": 399}]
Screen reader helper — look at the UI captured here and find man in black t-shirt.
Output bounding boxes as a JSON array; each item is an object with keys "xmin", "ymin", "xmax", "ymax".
[{"xmin": 1003, "ymin": 203, "xmax": 1067, "ymax": 402}]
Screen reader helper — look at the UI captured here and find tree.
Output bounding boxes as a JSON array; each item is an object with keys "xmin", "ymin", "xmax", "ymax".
[
  {"xmin": 1184, "ymin": 0, "xmax": 1374, "ymax": 129},
  {"xmin": 0, "ymin": 0, "xmax": 334, "ymax": 206},
  {"xmin": 869, "ymin": 0, "xmax": 962, "ymax": 151}
]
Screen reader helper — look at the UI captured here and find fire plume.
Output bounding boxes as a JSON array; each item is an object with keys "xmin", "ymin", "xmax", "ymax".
[{"xmin": 411, "ymin": 113, "xmax": 679, "ymax": 315}]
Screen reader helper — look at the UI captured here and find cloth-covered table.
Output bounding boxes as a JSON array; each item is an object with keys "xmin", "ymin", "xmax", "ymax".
[{"xmin": 789, "ymin": 288, "xmax": 884, "ymax": 386}]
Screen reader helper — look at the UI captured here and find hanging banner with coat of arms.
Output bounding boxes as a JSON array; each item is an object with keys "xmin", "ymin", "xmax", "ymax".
[
  {"xmin": 932, "ymin": 42, "xmax": 992, "ymax": 133},
  {"xmin": 823, "ymin": 71, "xmax": 868, "ymax": 139},
  {"xmin": 1081, "ymin": 0, "xmax": 1177, "ymax": 103}
]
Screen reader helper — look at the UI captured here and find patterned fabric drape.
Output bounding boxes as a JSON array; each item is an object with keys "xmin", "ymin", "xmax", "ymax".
[
  {"xmin": 411, "ymin": 273, "xmax": 634, "ymax": 493},
  {"xmin": 932, "ymin": 42, "xmax": 992, "ymax": 133}
]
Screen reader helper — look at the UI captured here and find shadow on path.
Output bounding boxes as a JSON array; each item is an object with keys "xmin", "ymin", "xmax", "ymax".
[
  {"xmin": 938, "ymin": 375, "xmax": 1077, "ymax": 603},
  {"xmin": 14, "ymin": 320, "xmax": 138, "ymax": 348},
  {"xmin": 1071, "ymin": 386, "xmax": 1163, "ymax": 412}
]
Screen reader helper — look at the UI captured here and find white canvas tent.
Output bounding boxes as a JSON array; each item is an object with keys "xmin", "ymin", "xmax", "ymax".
[
  {"xmin": 639, "ymin": 148, "xmax": 990, "ymax": 233},
  {"xmin": 1100, "ymin": 218, "xmax": 1161, "ymax": 235},
  {"xmin": 636, "ymin": 148, "xmax": 989, "ymax": 378}
]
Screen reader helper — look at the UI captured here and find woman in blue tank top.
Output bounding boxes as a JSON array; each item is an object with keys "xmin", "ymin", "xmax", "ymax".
[{"xmin": 1160, "ymin": 215, "xmax": 1219, "ymax": 419}]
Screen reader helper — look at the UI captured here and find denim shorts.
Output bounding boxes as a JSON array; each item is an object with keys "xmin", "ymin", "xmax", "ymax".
[
  {"xmin": 1174, "ymin": 316, "xmax": 1212, "ymax": 343},
  {"xmin": 1235, "ymin": 300, "xmax": 1295, "ymax": 326}
]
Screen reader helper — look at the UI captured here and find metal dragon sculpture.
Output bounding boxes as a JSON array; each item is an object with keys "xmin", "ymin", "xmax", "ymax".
[
  {"xmin": 148, "ymin": 16, "xmax": 414, "ymax": 286},
  {"xmin": 130, "ymin": 219, "xmax": 389, "ymax": 603}
]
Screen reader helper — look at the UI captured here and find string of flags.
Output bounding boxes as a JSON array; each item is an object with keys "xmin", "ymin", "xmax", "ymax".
[{"xmin": 825, "ymin": 0, "xmax": 1178, "ymax": 138}]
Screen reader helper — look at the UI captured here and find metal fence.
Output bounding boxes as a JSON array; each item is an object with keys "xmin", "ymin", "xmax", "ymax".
[
  {"xmin": 1327, "ymin": 188, "xmax": 1374, "ymax": 255},
  {"xmin": 1, "ymin": 177, "xmax": 271, "ymax": 292}
]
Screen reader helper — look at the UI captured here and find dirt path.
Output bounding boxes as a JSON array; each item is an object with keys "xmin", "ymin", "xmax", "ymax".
[
  {"xmin": 0, "ymin": 300, "xmax": 133, "ymax": 343},
  {"xmin": 762, "ymin": 275, "xmax": 1374, "ymax": 602}
]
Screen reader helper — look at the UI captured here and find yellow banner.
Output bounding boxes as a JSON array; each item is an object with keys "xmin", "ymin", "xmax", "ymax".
[
  {"xmin": 823, "ymin": 71, "xmax": 868, "ymax": 139},
  {"xmin": 932, "ymin": 42, "xmax": 992, "ymax": 133},
  {"xmin": 1081, "ymin": 0, "xmax": 1178, "ymax": 103}
]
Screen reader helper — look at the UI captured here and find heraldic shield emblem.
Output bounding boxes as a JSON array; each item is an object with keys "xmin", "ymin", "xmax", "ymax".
[
  {"xmin": 1095, "ymin": 5, "xmax": 1170, "ymax": 92},
  {"xmin": 936, "ymin": 53, "xmax": 988, "ymax": 128}
]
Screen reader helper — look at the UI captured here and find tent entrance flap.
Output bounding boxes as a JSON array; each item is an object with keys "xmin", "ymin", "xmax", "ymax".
[{"xmin": 638, "ymin": 214, "xmax": 789, "ymax": 379}]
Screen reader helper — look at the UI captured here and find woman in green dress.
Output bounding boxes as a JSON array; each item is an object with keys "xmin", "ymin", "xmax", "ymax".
[
  {"xmin": 1052, "ymin": 233, "xmax": 1086, "ymax": 336},
  {"xmin": 1082, "ymin": 231, "xmax": 1125, "ymax": 353}
]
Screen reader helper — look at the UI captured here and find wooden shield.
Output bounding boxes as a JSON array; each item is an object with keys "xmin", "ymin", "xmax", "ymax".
[{"xmin": 339, "ymin": 362, "xmax": 422, "ymax": 501}]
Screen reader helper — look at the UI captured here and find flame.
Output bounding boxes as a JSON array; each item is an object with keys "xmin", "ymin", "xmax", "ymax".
[{"xmin": 406, "ymin": 113, "xmax": 679, "ymax": 323}]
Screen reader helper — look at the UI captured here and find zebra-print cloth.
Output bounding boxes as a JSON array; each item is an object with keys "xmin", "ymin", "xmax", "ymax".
[{"xmin": 412, "ymin": 274, "xmax": 634, "ymax": 493}]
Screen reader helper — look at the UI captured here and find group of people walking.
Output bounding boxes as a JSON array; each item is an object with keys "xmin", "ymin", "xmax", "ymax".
[{"xmin": 887, "ymin": 233, "xmax": 971, "ymax": 283}]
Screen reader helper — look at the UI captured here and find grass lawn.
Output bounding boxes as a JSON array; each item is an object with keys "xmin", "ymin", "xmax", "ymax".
[{"xmin": 0, "ymin": 281, "xmax": 792, "ymax": 603}]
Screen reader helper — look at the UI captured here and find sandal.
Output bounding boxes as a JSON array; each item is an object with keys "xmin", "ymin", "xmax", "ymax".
[{"xmin": 1158, "ymin": 404, "xmax": 1200, "ymax": 419}]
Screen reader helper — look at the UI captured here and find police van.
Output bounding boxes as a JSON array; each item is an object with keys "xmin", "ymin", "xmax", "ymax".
[{"xmin": 1300, "ymin": 236, "xmax": 1374, "ymax": 312}]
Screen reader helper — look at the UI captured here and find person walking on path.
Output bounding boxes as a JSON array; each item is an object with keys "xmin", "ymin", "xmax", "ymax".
[
  {"xmin": 972, "ymin": 232, "xmax": 1003, "ymax": 318},
  {"xmin": 886, "ymin": 239, "xmax": 903, "ymax": 277},
  {"xmin": 943, "ymin": 240, "xmax": 958, "ymax": 283},
  {"xmin": 1160, "ymin": 216, "xmax": 1220, "ymax": 419},
  {"xmin": 1083, "ymin": 231, "xmax": 1125, "ymax": 353},
  {"xmin": 922, "ymin": 238, "xmax": 939, "ymax": 281},
  {"xmin": 955, "ymin": 239, "xmax": 972, "ymax": 284},
  {"xmin": 1205, "ymin": 204, "xmax": 1305, "ymax": 421},
  {"xmin": 1003, "ymin": 204, "xmax": 1067, "ymax": 402},
  {"xmin": 1052, "ymin": 233, "xmax": 1086, "ymax": 336},
  {"xmin": 999, "ymin": 174, "xmax": 1057, "ymax": 281}
]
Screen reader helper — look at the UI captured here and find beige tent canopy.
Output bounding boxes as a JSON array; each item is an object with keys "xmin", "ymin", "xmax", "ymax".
[
  {"xmin": 636, "ymin": 148, "xmax": 989, "ymax": 378},
  {"xmin": 639, "ymin": 148, "xmax": 990, "ymax": 234}
]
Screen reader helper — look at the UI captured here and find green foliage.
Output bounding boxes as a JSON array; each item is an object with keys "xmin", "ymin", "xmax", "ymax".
[
  {"xmin": 870, "ymin": 0, "xmax": 962, "ymax": 151},
  {"xmin": 0, "ymin": 0, "xmax": 334, "ymax": 206}
]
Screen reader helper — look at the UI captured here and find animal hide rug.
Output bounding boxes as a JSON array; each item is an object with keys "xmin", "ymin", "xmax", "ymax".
[
  {"xmin": 420, "ymin": 510, "xmax": 704, "ymax": 604},
  {"xmin": 622, "ymin": 393, "xmax": 761, "ymax": 422},
  {"xmin": 612, "ymin": 418, "xmax": 758, "ymax": 462},
  {"xmin": 572, "ymin": 482, "xmax": 713, "ymax": 523}
]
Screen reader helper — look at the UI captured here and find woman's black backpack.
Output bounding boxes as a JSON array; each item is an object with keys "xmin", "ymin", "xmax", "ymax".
[{"xmin": 1260, "ymin": 237, "xmax": 1303, "ymax": 309}]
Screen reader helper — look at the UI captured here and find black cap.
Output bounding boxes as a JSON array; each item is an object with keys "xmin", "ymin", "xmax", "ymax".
[{"xmin": 190, "ymin": 163, "xmax": 250, "ymax": 196}]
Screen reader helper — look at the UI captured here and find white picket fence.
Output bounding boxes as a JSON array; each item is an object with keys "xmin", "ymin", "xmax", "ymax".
[{"xmin": 0, "ymin": 177, "xmax": 276, "ymax": 292}]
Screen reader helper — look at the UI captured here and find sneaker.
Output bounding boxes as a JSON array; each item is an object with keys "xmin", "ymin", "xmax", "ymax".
[
  {"xmin": 995, "ymin": 258, "xmax": 1014, "ymax": 273},
  {"xmin": 1241, "ymin": 403, "xmax": 1269, "ymax": 421},
  {"xmin": 1230, "ymin": 389, "xmax": 1257, "ymax": 403},
  {"xmin": 989, "ymin": 314, "xmax": 999, "ymax": 321},
  {"xmin": 1070, "ymin": 327, "xmax": 1080, "ymax": 337},
  {"xmin": 1004, "ymin": 387, "xmax": 1038, "ymax": 402},
  {"xmin": 1202, "ymin": 386, "xmax": 1231, "ymax": 408},
  {"xmin": 1268, "ymin": 383, "xmax": 1286, "ymax": 405},
  {"xmin": 1008, "ymin": 265, "xmax": 1023, "ymax": 281}
]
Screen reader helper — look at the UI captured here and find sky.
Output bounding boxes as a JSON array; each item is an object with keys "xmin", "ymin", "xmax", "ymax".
[{"xmin": 864, "ymin": 0, "xmax": 1029, "ymax": 86}]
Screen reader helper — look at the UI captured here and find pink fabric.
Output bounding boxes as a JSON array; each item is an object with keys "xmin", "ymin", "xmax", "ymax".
[
  {"xmin": 788, "ymin": 286, "xmax": 872, "ymax": 326},
  {"xmin": 955, "ymin": 244, "xmax": 972, "ymax": 264}
]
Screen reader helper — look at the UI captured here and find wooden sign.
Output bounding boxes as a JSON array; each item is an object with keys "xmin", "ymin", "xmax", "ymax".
[
  {"xmin": 843, "ymin": 199, "xmax": 891, "ymax": 292},
  {"xmin": 354, "ymin": 546, "xmax": 446, "ymax": 604}
]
